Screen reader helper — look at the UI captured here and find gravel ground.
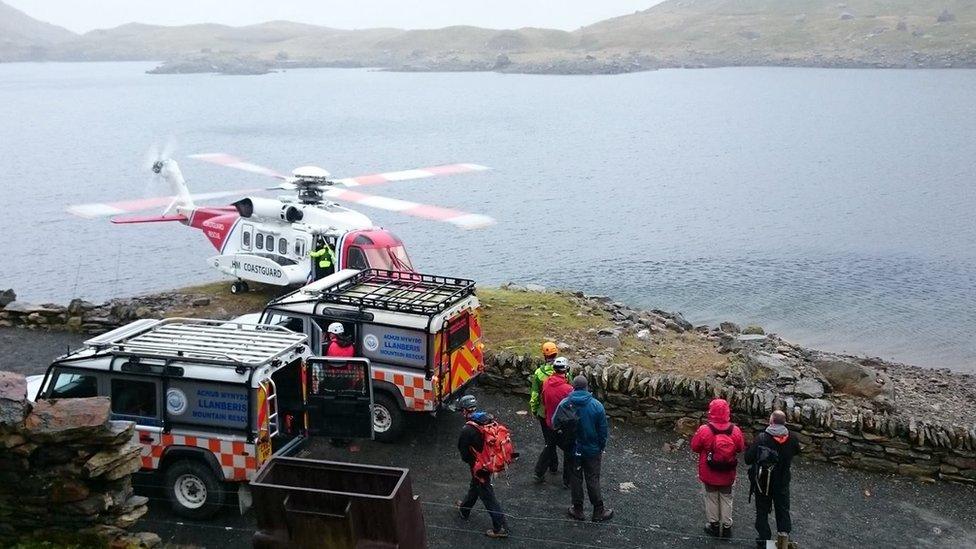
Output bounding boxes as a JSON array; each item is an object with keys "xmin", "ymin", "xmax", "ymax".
[{"xmin": 2, "ymin": 327, "xmax": 975, "ymax": 548}]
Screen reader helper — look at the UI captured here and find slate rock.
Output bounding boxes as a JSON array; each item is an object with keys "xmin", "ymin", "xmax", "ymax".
[
  {"xmin": 812, "ymin": 357, "xmax": 891, "ymax": 398},
  {"xmin": 794, "ymin": 377, "xmax": 825, "ymax": 399},
  {"xmin": 25, "ymin": 398, "xmax": 110, "ymax": 443},
  {"xmin": 0, "ymin": 289, "xmax": 15, "ymax": 308}
]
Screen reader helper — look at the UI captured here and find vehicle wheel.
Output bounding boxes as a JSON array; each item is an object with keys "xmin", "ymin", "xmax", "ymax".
[
  {"xmin": 372, "ymin": 393, "xmax": 404, "ymax": 443},
  {"xmin": 230, "ymin": 281, "xmax": 242, "ymax": 294},
  {"xmin": 163, "ymin": 459, "xmax": 225, "ymax": 519}
]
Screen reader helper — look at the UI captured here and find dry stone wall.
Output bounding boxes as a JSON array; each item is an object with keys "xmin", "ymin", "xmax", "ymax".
[
  {"xmin": 0, "ymin": 288, "xmax": 213, "ymax": 334},
  {"xmin": 0, "ymin": 371, "xmax": 160, "ymax": 547},
  {"xmin": 481, "ymin": 351, "xmax": 976, "ymax": 485}
]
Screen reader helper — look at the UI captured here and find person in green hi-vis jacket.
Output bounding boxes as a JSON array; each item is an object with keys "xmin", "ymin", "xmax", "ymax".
[{"xmin": 529, "ymin": 341, "xmax": 559, "ymax": 482}]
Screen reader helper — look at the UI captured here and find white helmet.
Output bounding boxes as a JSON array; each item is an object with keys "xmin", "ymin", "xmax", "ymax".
[
  {"xmin": 553, "ymin": 357, "xmax": 569, "ymax": 371},
  {"xmin": 327, "ymin": 322, "xmax": 345, "ymax": 335}
]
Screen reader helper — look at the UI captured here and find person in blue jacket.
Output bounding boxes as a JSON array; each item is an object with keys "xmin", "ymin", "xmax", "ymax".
[{"xmin": 553, "ymin": 375, "xmax": 614, "ymax": 522}]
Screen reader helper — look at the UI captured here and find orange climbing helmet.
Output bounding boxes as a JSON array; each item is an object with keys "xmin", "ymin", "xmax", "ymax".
[{"xmin": 541, "ymin": 341, "xmax": 558, "ymax": 358}]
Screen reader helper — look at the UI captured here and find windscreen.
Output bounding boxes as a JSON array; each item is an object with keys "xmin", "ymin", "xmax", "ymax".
[{"xmin": 364, "ymin": 245, "xmax": 414, "ymax": 272}]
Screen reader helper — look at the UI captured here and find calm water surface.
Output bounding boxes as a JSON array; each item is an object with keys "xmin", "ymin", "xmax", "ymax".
[{"xmin": 0, "ymin": 63, "xmax": 974, "ymax": 371}]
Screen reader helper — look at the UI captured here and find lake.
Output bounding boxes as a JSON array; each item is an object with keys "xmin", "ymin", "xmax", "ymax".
[{"xmin": 0, "ymin": 62, "xmax": 974, "ymax": 371}]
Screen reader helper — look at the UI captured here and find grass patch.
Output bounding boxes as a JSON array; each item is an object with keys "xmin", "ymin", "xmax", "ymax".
[
  {"xmin": 478, "ymin": 288, "xmax": 729, "ymax": 378},
  {"xmin": 477, "ymin": 288, "xmax": 612, "ymax": 356},
  {"xmin": 164, "ymin": 281, "xmax": 285, "ymax": 319}
]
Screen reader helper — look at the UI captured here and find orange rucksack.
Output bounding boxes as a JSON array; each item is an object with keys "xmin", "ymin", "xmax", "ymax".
[{"xmin": 468, "ymin": 420, "xmax": 517, "ymax": 476}]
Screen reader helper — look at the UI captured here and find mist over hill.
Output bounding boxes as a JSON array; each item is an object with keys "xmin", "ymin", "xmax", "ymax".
[{"xmin": 2, "ymin": 0, "xmax": 974, "ymax": 73}]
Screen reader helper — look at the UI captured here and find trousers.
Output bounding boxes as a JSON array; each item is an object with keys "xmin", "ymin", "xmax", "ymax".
[
  {"xmin": 459, "ymin": 476, "xmax": 507, "ymax": 532},
  {"xmin": 755, "ymin": 487, "xmax": 791, "ymax": 540},
  {"xmin": 569, "ymin": 453, "xmax": 604, "ymax": 510},
  {"xmin": 534, "ymin": 416, "xmax": 559, "ymax": 476},
  {"xmin": 702, "ymin": 483, "xmax": 733, "ymax": 527}
]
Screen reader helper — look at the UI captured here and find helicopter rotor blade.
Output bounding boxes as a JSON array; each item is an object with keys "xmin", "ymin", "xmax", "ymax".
[
  {"xmin": 67, "ymin": 189, "xmax": 262, "ymax": 218},
  {"xmin": 332, "ymin": 163, "xmax": 489, "ymax": 188},
  {"xmin": 323, "ymin": 188, "xmax": 494, "ymax": 230},
  {"xmin": 189, "ymin": 153, "xmax": 291, "ymax": 181}
]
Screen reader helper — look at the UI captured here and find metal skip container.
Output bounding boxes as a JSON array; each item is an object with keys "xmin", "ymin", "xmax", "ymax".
[{"xmin": 251, "ymin": 456, "xmax": 427, "ymax": 549}]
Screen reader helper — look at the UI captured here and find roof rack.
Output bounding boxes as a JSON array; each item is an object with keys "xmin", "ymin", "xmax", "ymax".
[
  {"xmin": 305, "ymin": 269, "xmax": 476, "ymax": 315},
  {"xmin": 87, "ymin": 318, "xmax": 307, "ymax": 366}
]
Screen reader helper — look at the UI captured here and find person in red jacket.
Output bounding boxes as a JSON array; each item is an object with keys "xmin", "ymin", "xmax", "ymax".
[
  {"xmin": 690, "ymin": 398, "xmax": 745, "ymax": 539},
  {"xmin": 539, "ymin": 357, "xmax": 574, "ymax": 486},
  {"xmin": 324, "ymin": 322, "xmax": 355, "ymax": 357}
]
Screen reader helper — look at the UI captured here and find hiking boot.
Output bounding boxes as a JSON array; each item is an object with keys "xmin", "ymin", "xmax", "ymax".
[
  {"xmin": 775, "ymin": 533, "xmax": 790, "ymax": 549},
  {"xmin": 567, "ymin": 506, "xmax": 585, "ymax": 521},
  {"xmin": 591, "ymin": 508, "xmax": 614, "ymax": 522},
  {"xmin": 719, "ymin": 524, "xmax": 733, "ymax": 539},
  {"xmin": 485, "ymin": 528, "xmax": 510, "ymax": 539},
  {"xmin": 704, "ymin": 522, "xmax": 719, "ymax": 537},
  {"xmin": 454, "ymin": 500, "xmax": 468, "ymax": 520}
]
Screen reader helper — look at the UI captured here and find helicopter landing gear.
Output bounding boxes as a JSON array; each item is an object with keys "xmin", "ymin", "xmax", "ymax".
[{"xmin": 230, "ymin": 280, "xmax": 249, "ymax": 295}]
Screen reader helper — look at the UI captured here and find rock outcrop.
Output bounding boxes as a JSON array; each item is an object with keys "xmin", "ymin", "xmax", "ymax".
[{"xmin": 0, "ymin": 372, "xmax": 158, "ymax": 546}]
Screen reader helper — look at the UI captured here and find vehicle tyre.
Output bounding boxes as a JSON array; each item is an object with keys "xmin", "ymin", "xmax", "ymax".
[
  {"xmin": 372, "ymin": 393, "xmax": 404, "ymax": 443},
  {"xmin": 230, "ymin": 282, "xmax": 242, "ymax": 294},
  {"xmin": 163, "ymin": 459, "xmax": 225, "ymax": 519}
]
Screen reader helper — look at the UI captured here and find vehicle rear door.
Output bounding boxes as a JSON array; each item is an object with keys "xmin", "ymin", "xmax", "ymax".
[
  {"xmin": 303, "ymin": 357, "xmax": 374, "ymax": 439},
  {"xmin": 435, "ymin": 310, "xmax": 482, "ymax": 401}
]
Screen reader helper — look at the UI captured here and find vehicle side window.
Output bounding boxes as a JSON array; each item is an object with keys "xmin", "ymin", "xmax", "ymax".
[
  {"xmin": 256, "ymin": 232, "xmax": 264, "ymax": 250},
  {"xmin": 265, "ymin": 313, "xmax": 305, "ymax": 333},
  {"xmin": 48, "ymin": 371, "xmax": 98, "ymax": 399},
  {"xmin": 266, "ymin": 235, "xmax": 275, "ymax": 252},
  {"xmin": 111, "ymin": 379, "xmax": 158, "ymax": 419},
  {"xmin": 347, "ymin": 246, "xmax": 368, "ymax": 270}
]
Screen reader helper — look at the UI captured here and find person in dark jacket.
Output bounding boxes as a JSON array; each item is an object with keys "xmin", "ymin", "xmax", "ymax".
[
  {"xmin": 455, "ymin": 395, "xmax": 510, "ymax": 538},
  {"xmin": 744, "ymin": 410, "xmax": 801, "ymax": 549},
  {"xmin": 553, "ymin": 375, "xmax": 613, "ymax": 522}
]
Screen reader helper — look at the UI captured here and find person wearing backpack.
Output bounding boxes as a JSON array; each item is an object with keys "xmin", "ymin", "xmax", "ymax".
[
  {"xmin": 455, "ymin": 394, "xmax": 512, "ymax": 539},
  {"xmin": 554, "ymin": 375, "xmax": 613, "ymax": 522},
  {"xmin": 690, "ymin": 398, "xmax": 746, "ymax": 539},
  {"xmin": 529, "ymin": 342, "xmax": 560, "ymax": 476},
  {"xmin": 540, "ymin": 357, "xmax": 574, "ymax": 486},
  {"xmin": 745, "ymin": 410, "xmax": 800, "ymax": 549}
]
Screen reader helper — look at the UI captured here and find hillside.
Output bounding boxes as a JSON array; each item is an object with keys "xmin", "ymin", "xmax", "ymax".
[
  {"xmin": 577, "ymin": 0, "xmax": 976, "ymax": 68},
  {"xmin": 2, "ymin": 0, "xmax": 976, "ymax": 72},
  {"xmin": 0, "ymin": 1, "xmax": 75, "ymax": 61}
]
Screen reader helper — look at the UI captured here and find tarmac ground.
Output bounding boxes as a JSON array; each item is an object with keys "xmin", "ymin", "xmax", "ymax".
[{"xmin": 2, "ymin": 327, "xmax": 975, "ymax": 548}]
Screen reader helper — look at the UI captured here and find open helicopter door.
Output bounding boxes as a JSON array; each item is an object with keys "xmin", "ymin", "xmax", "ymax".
[{"xmin": 304, "ymin": 357, "xmax": 374, "ymax": 439}]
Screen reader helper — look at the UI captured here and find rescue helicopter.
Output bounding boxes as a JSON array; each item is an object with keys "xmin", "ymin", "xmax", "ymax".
[{"xmin": 68, "ymin": 152, "xmax": 494, "ymax": 293}]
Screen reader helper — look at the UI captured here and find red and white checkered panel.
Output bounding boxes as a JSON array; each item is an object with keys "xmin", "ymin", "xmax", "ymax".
[
  {"xmin": 139, "ymin": 430, "xmax": 258, "ymax": 481},
  {"xmin": 372, "ymin": 367, "xmax": 434, "ymax": 411}
]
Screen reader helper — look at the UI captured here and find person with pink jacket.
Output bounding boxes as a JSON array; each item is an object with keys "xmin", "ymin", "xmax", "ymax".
[{"xmin": 690, "ymin": 398, "xmax": 746, "ymax": 539}]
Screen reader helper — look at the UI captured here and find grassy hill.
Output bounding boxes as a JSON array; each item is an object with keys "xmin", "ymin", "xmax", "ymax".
[
  {"xmin": 3, "ymin": 0, "xmax": 975, "ymax": 71},
  {"xmin": 577, "ymin": 0, "xmax": 976, "ymax": 67},
  {"xmin": 0, "ymin": 1, "xmax": 74, "ymax": 61}
]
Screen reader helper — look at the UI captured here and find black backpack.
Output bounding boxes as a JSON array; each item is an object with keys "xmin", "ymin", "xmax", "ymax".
[
  {"xmin": 748, "ymin": 434, "xmax": 781, "ymax": 501},
  {"xmin": 551, "ymin": 401, "xmax": 579, "ymax": 450}
]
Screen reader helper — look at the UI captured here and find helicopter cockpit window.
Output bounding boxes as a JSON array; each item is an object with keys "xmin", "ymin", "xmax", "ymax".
[
  {"xmin": 279, "ymin": 238, "xmax": 287, "ymax": 255},
  {"xmin": 347, "ymin": 247, "xmax": 368, "ymax": 270},
  {"xmin": 294, "ymin": 239, "xmax": 306, "ymax": 257},
  {"xmin": 266, "ymin": 235, "xmax": 275, "ymax": 252},
  {"xmin": 256, "ymin": 233, "xmax": 264, "ymax": 250}
]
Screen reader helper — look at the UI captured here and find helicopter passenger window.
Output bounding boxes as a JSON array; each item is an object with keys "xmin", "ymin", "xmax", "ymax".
[
  {"xmin": 347, "ymin": 247, "xmax": 368, "ymax": 270},
  {"xmin": 242, "ymin": 231, "xmax": 250, "ymax": 248},
  {"xmin": 256, "ymin": 233, "xmax": 264, "ymax": 250},
  {"xmin": 295, "ymin": 239, "xmax": 306, "ymax": 257},
  {"xmin": 266, "ymin": 235, "xmax": 275, "ymax": 252},
  {"xmin": 279, "ymin": 238, "xmax": 287, "ymax": 254}
]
